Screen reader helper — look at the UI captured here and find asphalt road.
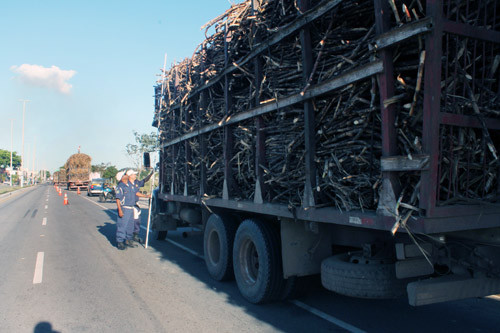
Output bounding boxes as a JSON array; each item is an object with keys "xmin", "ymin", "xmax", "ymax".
[{"xmin": 1, "ymin": 184, "xmax": 499, "ymax": 333}]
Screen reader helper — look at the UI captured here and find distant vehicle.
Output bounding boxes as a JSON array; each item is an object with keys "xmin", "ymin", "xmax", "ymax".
[
  {"xmin": 98, "ymin": 184, "xmax": 115, "ymax": 202},
  {"xmin": 87, "ymin": 178, "xmax": 105, "ymax": 196}
]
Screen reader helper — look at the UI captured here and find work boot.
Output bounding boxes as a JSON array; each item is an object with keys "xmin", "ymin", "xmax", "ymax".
[
  {"xmin": 132, "ymin": 233, "xmax": 143, "ymax": 243},
  {"xmin": 117, "ymin": 242, "xmax": 126, "ymax": 250},
  {"xmin": 125, "ymin": 239, "xmax": 138, "ymax": 248}
]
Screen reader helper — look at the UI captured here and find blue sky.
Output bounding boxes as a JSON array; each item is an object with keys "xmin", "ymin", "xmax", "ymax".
[{"xmin": 0, "ymin": 0, "xmax": 233, "ymax": 172}]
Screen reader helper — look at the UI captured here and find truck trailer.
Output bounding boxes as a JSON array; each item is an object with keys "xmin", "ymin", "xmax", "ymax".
[
  {"xmin": 150, "ymin": 0, "xmax": 500, "ymax": 306},
  {"xmin": 65, "ymin": 153, "xmax": 91, "ymax": 191}
]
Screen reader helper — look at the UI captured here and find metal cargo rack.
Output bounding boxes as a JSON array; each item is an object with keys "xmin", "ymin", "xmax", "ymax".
[{"xmin": 153, "ymin": 0, "xmax": 500, "ymax": 235}]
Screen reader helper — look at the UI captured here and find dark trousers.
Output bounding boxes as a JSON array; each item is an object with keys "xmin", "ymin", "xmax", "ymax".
[{"xmin": 116, "ymin": 208, "xmax": 134, "ymax": 243}]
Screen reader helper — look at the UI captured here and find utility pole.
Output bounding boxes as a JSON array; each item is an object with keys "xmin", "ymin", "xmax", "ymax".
[
  {"xmin": 19, "ymin": 99, "xmax": 30, "ymax": 187},
  {"xmin": 32, "ymin": 139, "xmax": 36, "ymax": 184},
  {"xmin": 10, "ymin": 119, "xmax": 13, "ymax": 187}
]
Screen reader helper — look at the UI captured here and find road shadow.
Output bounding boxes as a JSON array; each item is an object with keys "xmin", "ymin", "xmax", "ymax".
[
  {"xmin": 97, "ymin": 208, "xmax": 147, "ymax": 249},
  {"xmin": 78, "ymin": 196, "xmax": 500, "ymax": 332},
  {"xmin": 140, "ymin": 229, "xmax": 336, "ymax": 332},
  {"xmin": 34, "ymin": 321, "xmax": 60, "ymax": 333},
  {"xmin": 139, "ymin": 216, "xmax": 500, "ymax": 333},
  {"xmin": 96, "ymin": 209, "xmax": 118, "ymax": 247}
]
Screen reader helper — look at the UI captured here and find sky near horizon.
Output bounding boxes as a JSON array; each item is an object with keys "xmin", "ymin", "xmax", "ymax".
[{"xmin": 0, "ymin": 0, "xmax": 233, "ymax": 172}]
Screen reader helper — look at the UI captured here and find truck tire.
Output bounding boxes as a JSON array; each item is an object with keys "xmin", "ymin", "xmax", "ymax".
[
  {"xmin": 157, "ymin": 230, "xmax": 168, "ymax": 240},
  {"xmin": 204, "ymin": 214, "xmax": 237, "ymax": 281},
  {"xmin": 321, "ymin": 252, "xmax": 408, "ymax": 299},
  {"xmin": 233, "ymin": 219, "xmax": 282, "ymax": 304}
]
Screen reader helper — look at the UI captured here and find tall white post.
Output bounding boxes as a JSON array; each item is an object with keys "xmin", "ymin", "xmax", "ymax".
[
  {"xmin": 19, "ymin": 99, "xmax": 29, "ymax": 187},
  {"xmin": 32, "ymin": 140, "xmax": 36, "ymax": 184},
  {"xmin": 10, "ymin": 119, "xmax": 13, "ymax": 187}
]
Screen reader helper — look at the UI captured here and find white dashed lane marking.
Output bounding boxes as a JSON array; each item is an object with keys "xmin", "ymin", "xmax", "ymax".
[
  {"xmin": 42, "ymin": 218, "xmax": 47, "ymax": 226},
  {"xmin": 33, "ymin": 252, "xmax": 44, "ymax": 284}
]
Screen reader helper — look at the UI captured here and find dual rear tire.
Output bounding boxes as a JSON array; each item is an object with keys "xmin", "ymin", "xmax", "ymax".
[
  {"xmin": 204, "ymin": 214, "xmax": 236, "ymax": 281},
  {"xmin": 204, "ymin": 215, "xmax": 298, "ymax": 304}
]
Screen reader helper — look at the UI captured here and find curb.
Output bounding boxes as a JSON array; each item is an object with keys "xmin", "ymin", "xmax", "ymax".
[{"xmin": 0, "ymin": 192, "xmax": 13, "ymax": 199}]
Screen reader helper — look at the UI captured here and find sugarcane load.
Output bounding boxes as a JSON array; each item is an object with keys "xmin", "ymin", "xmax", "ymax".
[{"xmin": 150, "ymin": 0, "xmax": 500, "ymax": 306}]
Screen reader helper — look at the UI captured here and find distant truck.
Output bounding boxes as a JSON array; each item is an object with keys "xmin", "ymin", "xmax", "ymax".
[
  {"xmin": 52, "ymin": 170, "xmax": 67, "ymax": 187},
  {"xmin": 150, "ymin": 0, "xmax": 500, "ymax": 306},
  {"xmin": 65, "ymin": 153, "xmax": 92, "ymax": 191}
]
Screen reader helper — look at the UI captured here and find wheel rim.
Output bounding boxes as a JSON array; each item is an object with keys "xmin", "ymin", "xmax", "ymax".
[
  {"xmin": 239, "ymin": 237, "xmax": 259, "ymax": 285},
  {"xmin": 207, "ymin": 229, "xmax": 221, "ymax": 266}
]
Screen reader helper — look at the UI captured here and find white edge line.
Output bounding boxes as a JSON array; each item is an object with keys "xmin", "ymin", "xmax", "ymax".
[
  {"xmin": 140, "ymin": 225, "xmax": 152, "ymax": 233},
  {"xmin": 290, "ymin": 300, "xmax": 366, "ymax": 333},
  {"xmin": 78, "ymin": 192, "xmax": 364, "ymax": 331},
  {"xmin": 81, "ymin": 195, "xmax": 110, "ymax": 210},
  {"xmin": 42, "ymin": 217, "xmax": 47, "ymax": 226},
  {"xmin": 33, "ymin": 252, "xmax": 44, "ymax": 284},
  {"xmin": 165, "ymin": 237, "xmax": 204, "ymax": 259}
]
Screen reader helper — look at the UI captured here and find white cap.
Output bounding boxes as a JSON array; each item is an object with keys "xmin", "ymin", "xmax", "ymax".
[
  {"xmin": 126, "ymin": 169, "xmax": 138, "ymax": 176},
  {"xmin": 116, "ymin": 171, "xmax": 125, "ymax": 181}
]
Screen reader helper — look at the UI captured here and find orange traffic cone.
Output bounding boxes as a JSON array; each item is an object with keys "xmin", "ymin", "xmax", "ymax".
[
  {"xmin": 63, "ymin": 193, "xmax": 69, "ymax": 205},
  {"xmin": 77, "ymin": 187, "xmax": 81, "ymax": 195},
  {"xmin": 59, "ymin": 188, "xmax": 62, "ymax": 196}
]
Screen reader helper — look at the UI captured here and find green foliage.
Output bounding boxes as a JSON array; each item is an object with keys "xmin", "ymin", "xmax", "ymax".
[
  {"xmin": 91, "ymin": 162, "xmax": 109, "ymax": 173},
  {"xmin": 0, "ymin": 149, "xmax": 21, "ymax": 169},
  {"xmin": 102, "ymin": 165, "xmax": 118, "ymax": 180},
  {"xmin": 126, "ymin": 131, "xmax": 158, "ymax": 169},
  {"xmin": 45, "ymin": 171, "xmax": 51, "ymax": 178}
]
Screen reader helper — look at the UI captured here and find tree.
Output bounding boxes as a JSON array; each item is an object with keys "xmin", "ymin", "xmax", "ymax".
[
  {"xmin": 0, "ymin": 149, "xmax": 21, "ymax": 169},
  {"xmin": 102, "ymin": 165, "xmax": 118, "ymax": 180},
  {"xmin": 91, "ymin": 163, "xmax": 110, "ymax": 174},
  {"xmin": 125, "ymin": 131, "xmax": 158, "ymax": 170}
]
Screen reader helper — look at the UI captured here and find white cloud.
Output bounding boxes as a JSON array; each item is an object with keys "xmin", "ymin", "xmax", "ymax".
[{"xmin": 10, "ymin": 64, "xmax": 77, "ymax": 94}]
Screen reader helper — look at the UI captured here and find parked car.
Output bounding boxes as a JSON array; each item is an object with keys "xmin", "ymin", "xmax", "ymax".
[{"xmin": 87, "ymin": 178, "xmax": 105, "ymax": 196}]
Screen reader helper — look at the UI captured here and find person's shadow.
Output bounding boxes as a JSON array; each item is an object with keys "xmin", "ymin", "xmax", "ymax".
[
  {"xmin": 34, "ymin": 321, "xmax": 60, "ymax": 333},
  {"xmin": 97, "ymin": 210, "xmax": 116, "ymax": 246}
]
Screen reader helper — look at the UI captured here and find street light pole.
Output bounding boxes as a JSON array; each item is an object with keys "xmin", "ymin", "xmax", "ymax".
[
  {"xmin": 10, "ymin": 119, "xmax": 13, "ymax": 187},
  {"xmin": 19, "ymin": 99, "xmax": 29, "ymax": 187},
  {"xmin": 32, "ymin": 139, "xmax": 36, "ymax": 184}
]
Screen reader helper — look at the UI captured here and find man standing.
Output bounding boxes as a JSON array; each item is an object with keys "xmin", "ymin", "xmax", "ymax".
[
  {"xmin": 126, "ymin": 169, "xmax": 153, "ymax": 243},
  {"xmin": 115, "ymin": 171, "xmax": 138, "ymax": 250}
]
